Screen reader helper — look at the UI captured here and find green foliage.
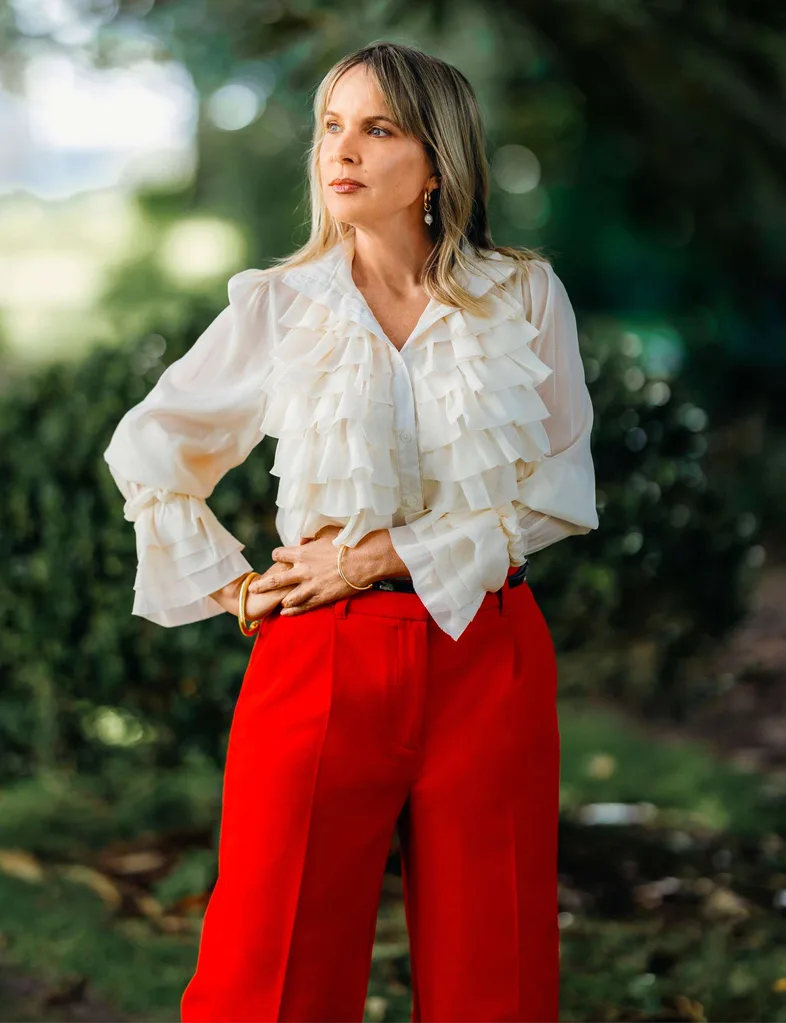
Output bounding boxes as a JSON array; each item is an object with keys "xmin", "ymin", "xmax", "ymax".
[
  {"xmin": 1, "ymin": 5, "xmax": 784, "ymax": 1020},
  {"xmin": 0, "ymin": 0, "xmax": 779, "ymax": 782},
  {"xmin": 0, "ymin": 292, "xmax": 764, "ymax": 782},
  {"xmin": 530, "ymin": 317, "xmax": 762, "ymax": 717},
  {"xmin": 0, "ymin": 756, "xmax": 223, "ymax": 862},
  {"xmin": 558, "ymin": 700, "xmax": 786, "ymax": 839},
  {"xmin": 1, "ymin": 700, "xmax": 786, "ymax": 1022},
  {"xmin": 0, "ymin": 301, "xmax": 280, "ymax": 785},
  {"xmin": 0, "ymin": 871, "xmax": 191, "ymax": 1021}
]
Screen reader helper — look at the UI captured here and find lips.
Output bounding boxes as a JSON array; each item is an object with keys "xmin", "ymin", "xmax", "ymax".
[{"xmin": 329, "ymin": 177, "xmax": 365, "ymax": 186}]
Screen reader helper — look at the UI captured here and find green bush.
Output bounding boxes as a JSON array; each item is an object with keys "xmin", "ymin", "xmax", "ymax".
[
  {"xmin": 0, "ymin": 298, "xmax": 279, "ymax": 785},
  {"xmin": 0, "ymin": 300, "xmax": 762, "ymax": 783},
  {"xmin": 533, "ymin": 316, "xmax": 763, "ymax": 719}
]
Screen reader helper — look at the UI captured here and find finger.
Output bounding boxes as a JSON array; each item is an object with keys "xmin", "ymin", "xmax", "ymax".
[
  {"xmin": 280, "ymin": 602, "xmax": 314, "ymax": 616},
  {"xmin": 271, "ymin": 546, "xmax": 300, "ymax": 563},
  {"xmin": 280, "ymin": 587, "xmax": 313, "ymax": 612},
  {"xmin": 249, "ymin": 569, "xmax": 296, "ymax": 592}
]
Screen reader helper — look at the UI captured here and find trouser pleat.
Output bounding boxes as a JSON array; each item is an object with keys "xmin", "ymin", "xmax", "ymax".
[{"xmin": 181, "ymin": 576, "xmax": 560, "ymax": 1023}]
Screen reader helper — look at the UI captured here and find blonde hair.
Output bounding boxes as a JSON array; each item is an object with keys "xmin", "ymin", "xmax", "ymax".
[{"xmin": 268, "ymin": 40, "xmax": 550, "ymax": 314}]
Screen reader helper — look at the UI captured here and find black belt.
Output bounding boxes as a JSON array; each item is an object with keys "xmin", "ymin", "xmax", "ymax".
[{"xmin": 370, "ymin": 560, "xmax": 529, "ymax": 594}]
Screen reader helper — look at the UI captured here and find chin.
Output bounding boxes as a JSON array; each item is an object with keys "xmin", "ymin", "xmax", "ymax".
[{"xmin": 324, "ymin": 202, "xmax": 369, "ymax": 228}]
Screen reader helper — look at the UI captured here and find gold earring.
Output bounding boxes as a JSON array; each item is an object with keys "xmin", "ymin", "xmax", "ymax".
[{"xmin": 423, "ymin": 189, "xmax": 433, "ymax": 225}]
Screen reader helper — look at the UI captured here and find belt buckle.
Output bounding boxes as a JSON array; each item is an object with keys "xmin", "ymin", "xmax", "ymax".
[{"xmin": 376, "ymin": 580, "xmax": 396, "ymax": 592}]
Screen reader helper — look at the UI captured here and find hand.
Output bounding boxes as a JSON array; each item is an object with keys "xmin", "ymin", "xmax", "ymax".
[
  {"xmin": 247, "ymin": 525, "xmax": 368, "ymax": 617},
  {"xmin": 242, "ymin": 581, "xmax": 295, "ymax": 623},
  {"xmin": 210, "ymin": 561, "xmax": 297, "ymax": 621},
  {"xmin": 242, "ymin": 560, "xmax": 298, "ymax": 622}
]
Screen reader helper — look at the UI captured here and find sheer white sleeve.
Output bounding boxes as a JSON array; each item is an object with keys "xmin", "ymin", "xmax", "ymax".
[
  {"xmin": 387, "ymin": 261, "xmax": 598, "ymax": 641},
  {"xmin": 103, "ymin": 269, "xmax": 275, "ymax": 627},
  {"xmin": 512, "ymin": 260, "xmax": 599, "ymax": 553}
]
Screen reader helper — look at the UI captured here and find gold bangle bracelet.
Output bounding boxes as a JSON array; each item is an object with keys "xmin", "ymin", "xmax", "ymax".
[
  {"xmin": 337, "ymin": 543, "xmax": 373, "ymax": 590},
  {"xmin": 238, "ymin": 571, "xmax": 262, "ymax": 636}
]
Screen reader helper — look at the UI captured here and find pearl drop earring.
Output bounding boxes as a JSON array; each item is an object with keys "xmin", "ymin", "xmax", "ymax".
[{"xmin": 423, "ymin": 189, "xmax": 433, "ymax": 225}]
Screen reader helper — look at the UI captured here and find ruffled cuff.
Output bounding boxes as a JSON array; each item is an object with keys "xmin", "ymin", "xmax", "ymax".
[
  {"xmin": 121, "ymin": 483, "xmax": 253, "ymax": 627},
  {"xmin": 387, "ymin": 505, "xmax": 523, "ymax": 641},
  {"xmin": 515, "ymin": 453, "xmax": 599, "ymax": 531}
]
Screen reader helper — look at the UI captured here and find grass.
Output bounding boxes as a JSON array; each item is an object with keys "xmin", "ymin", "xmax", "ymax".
[
  {"xmin": 558, "ymin": 697, "xmax": 786, "ymax": 837},
  {"xmin": 1, "ymin": 697, "xmax": 785, "ymax": 1021}
]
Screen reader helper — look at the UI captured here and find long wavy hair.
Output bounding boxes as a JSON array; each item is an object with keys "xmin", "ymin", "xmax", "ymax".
[{"xmin": 268, "ymin": 40, "xmax": 550, "ymax": 314}]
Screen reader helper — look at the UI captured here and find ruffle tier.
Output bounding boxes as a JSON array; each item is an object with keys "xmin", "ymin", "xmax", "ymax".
[
  {"xmin": 259, "ymin": 291, "xmax": 402, "ymax": 546},
  {"xmin": 118, "ymin": 478, "xmax": 253, "ymax": 627},
  {"xmin": 413, "ymin": 284, "xmax": 554, "ymax": 513},
  {"xmin": 264, "ymin": 259, "xmax": 555, "ymax": 550}
]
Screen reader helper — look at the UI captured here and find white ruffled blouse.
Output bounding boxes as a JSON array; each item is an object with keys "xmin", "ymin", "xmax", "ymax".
[{"xmin": 103, "ymin": 234, "xmax": 599, "ymax": 641}]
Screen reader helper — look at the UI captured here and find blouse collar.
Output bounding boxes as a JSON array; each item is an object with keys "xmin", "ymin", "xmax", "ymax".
[{"xmin": 280, "ymin": 233, "xmax": 518, "ymax": 350}]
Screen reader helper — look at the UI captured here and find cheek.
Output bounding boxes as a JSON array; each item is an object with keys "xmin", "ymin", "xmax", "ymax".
[
  {"xmin": 318, "ymin": 138, "xmax": 338, "ymax": 167},
  {"xmin": 383, "ymin": 174, "xmax": 423, "ymax": 209},
  {"xmin": 386, "ymin": 152, "xmax": 430, "ymax": 197}
]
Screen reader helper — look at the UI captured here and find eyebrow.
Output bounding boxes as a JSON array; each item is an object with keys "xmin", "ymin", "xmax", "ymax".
[{"xmin": 323, "ymin": 110, "xmax": 399, "ymax": 126}]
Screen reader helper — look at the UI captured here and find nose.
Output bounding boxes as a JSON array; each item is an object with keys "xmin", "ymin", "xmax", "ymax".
[{"xmin": 326, "ymin": 131, "xmax": 360, "ymax": 164}]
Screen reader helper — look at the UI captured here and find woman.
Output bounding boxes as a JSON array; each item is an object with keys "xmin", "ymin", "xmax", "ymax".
[{"xmin": 104, "ymin": 40, "xmax": 598, "ymax": 1023}]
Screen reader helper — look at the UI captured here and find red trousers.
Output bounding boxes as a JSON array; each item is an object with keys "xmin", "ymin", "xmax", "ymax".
[{"xmin": 180, "ymin": 568, "xmax": 560, "ymax": 1022}]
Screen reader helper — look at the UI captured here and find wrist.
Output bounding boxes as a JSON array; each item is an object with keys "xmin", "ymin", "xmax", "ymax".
[
  {"xmin": 209, "ymin": 572, "xmax": 252, "ymax": 613},
  {"xmin": 338, "ymin": 540, "xmax": 375, "ymax": 589},
  {"xmin": 340, "ymin": 530, "xmax": 409, "ymax": 587}
]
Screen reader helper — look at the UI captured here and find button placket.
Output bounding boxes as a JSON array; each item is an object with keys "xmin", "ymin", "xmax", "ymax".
[{"xmin": 389, "ymin": 350, "xmax": 423, "ymax": 514}]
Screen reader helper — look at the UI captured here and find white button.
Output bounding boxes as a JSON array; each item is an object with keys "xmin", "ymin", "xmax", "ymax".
[{"xmin": 400, "ymin": 430, "xmax": 412, "ymax": 443}]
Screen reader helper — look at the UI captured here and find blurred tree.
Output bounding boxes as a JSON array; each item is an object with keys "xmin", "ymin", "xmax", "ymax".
[
  {"xmin": 0, "ymin": 0, "xmax": 782, "ymax": 774},
  {"xmin": 0, "ymin": 299, "xmax": 761, "ymax": 783},
  {"xmin": 3, "ymin": 2, "xmax": 783, "ymax": 362}
]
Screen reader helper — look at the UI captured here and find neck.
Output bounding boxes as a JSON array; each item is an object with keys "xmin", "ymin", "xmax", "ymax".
[{"xmin": 349, "ymin": 226, "xmax": 435, "ymax": 293}]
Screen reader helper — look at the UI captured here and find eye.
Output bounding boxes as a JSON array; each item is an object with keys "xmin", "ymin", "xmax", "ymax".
[{"xmin": 323, "ymin": 121, "xmax": 391, "ymax": 137}]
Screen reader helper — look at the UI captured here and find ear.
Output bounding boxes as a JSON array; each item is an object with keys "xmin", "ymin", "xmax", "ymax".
[{"xmin": 428, "ymin": 172, "xmax": 441, "ymax": 193}]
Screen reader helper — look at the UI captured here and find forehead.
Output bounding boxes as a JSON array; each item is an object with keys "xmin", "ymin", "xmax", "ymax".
[{"xmin": 327, "ymin": 64, "xmax": 389, "ymax": 113}]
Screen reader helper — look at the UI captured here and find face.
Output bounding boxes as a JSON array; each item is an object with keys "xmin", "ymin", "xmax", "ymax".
[{"xmin": 319, "ymin": 63, "xmax": 440, "ymax": 231}]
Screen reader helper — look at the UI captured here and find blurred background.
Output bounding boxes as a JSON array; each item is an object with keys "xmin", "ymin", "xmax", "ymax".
[{"xmin": 1, "ymin": 1, "xmax": 786, "ymax": 1020}]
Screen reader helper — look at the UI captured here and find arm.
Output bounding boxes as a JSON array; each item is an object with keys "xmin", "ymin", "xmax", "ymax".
[
  {"xmin": 384, "ymin": 260, "xmax": 599, "ymax": 641},
  {"xmin": 511, "ymin": 259, "xmax": 599, "ymax": 554},
  {"xmin": 209, "ymin": 573, "xmax": 249, "ymax": 614},
  {"xmin": 103, "ymin": 269, "xmax": 275, "ymax": 627},
  {"xmin": 333, "ymin": 527, "xmax": 412, "ymax": 588}
]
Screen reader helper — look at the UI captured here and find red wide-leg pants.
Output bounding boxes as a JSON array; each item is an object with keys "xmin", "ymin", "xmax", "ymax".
[{"xmin": 180, "ymin": 568, "xmax": 560, "ymax": 1022}]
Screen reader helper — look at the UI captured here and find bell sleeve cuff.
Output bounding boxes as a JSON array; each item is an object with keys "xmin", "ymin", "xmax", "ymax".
[
  {"xmin": 387, "ymin": 505, "xmax": 522, "ymax": 642},
  {"xmin": 115, "ymin": 475, "xmax": 254, "ymax": 628}
]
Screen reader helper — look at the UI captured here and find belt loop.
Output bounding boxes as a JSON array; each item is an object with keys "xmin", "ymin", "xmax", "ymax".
[
  {"xmin": 334, "ymin": 595, "xmax": 351, "ymax": 618},
  {"xmin": 496, "ymin": 587, "xmax": 505, "ymax": 615}
]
